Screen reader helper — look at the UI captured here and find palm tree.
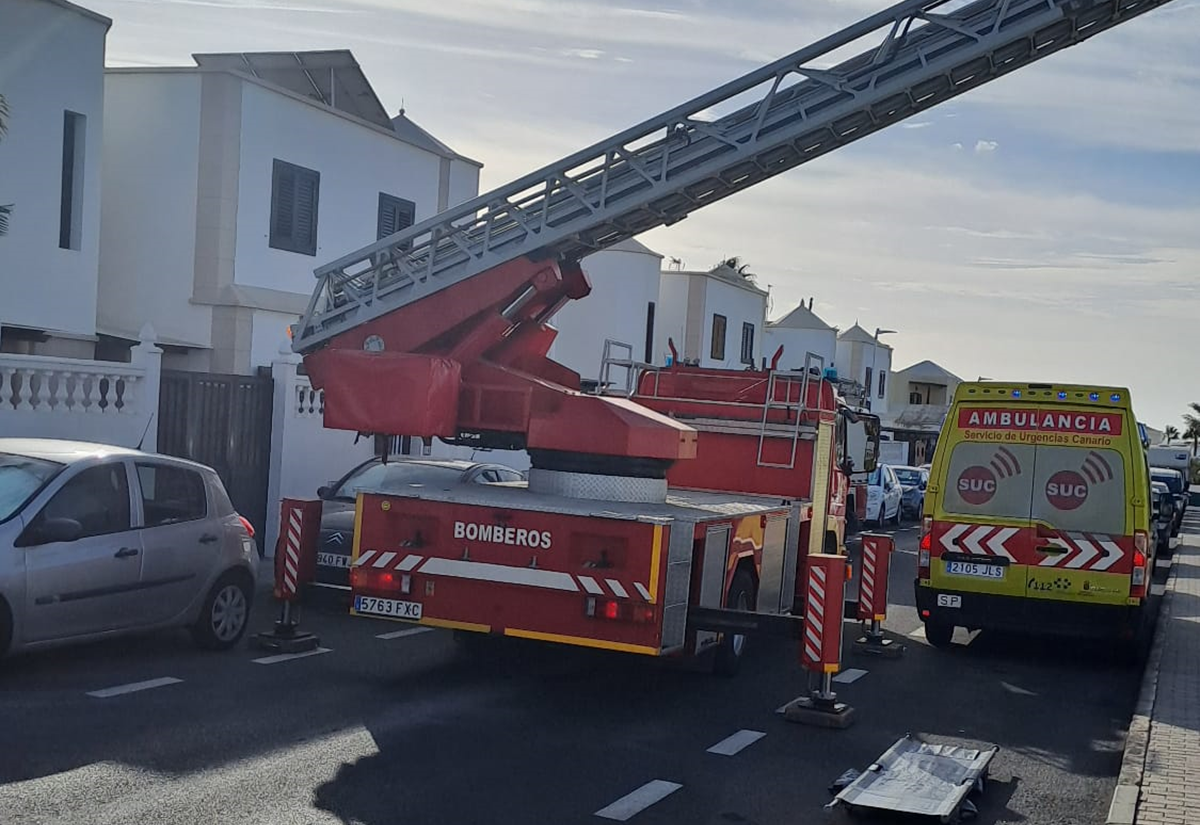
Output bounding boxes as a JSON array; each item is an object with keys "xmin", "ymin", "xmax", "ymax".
[
  {"xmin": 1164, "ymin": 425, "xmax": 1181, "ymax": 443},
  {"xmin": 718, "ymin": 256, "xmax": 756, "ymax": 282},
  {"xmin": 0, "ymin": 92, "xmax": 10, "ymax": 236},
  {"xmin": 1183, "ymin": 403, "xmax": 1200, "ymax": 456}
]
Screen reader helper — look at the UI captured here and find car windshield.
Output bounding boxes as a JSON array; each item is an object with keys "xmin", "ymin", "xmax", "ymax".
[
  {"xmin": 0, "ymin": 452, "xmax": 64, "ymax": 523},
  {"xmin": 1152, "ymin": 470, "xmax": 1184, "ymax": 494},
  {"xmin": 894, "ymin": 468, "xmax": 923, "ymax": 486},
  {"xmin": 333, "ymin": 462, "xmax": 466, "ymax": 500},
  {"xmin": 868, "ymin": 468, "xmax": 881, "ymax": 486}
]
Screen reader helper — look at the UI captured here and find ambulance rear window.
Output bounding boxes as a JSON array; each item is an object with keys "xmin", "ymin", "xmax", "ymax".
[
  {"xmin": 1030, "ymin": 446, "xmax": 1126, "ymax": 536},
  {"xmin": 940, "ymin": 442, "xmax": 1036, "ymax": 521}
]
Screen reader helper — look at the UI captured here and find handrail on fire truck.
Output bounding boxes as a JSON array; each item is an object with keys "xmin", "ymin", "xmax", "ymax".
[
  {"xmin": 758, "ymin": 353, "xmax": 824, "ymax": 470},
  {"xmin": 291, "ymin": 0, "xmax": 1178, "ymax": 355}
]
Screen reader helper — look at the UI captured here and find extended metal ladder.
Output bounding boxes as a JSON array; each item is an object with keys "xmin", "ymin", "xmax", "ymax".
[
  {"xmin": 293, "ymin": 0, "xmax": 1178, "ymax": 353},
  {"xmin": 757, "ymin": 354, "xmax": 824, "ymax": 470}
]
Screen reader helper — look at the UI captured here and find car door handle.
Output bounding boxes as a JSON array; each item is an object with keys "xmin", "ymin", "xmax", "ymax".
[
  {"xmin": 114, "ymin": 547, "xmax": 140, "ymax": 558},
  {"xmin": 199, "ymin": 534, "xmax": 219, "ymax": 545}
]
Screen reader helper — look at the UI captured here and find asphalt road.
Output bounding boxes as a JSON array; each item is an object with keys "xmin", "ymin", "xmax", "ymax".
[{"xmin": 0, "ymin": 521, "xmax": 1160, "ymax": 825}]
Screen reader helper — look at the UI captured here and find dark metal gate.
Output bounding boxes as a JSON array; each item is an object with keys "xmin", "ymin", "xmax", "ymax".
[{"xmin": 157, "ymin": 370, "xmax": 274, "ymax": 551}]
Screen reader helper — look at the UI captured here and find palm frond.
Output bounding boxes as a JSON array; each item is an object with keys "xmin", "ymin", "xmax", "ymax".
[{"xmin": 0, "ymin": 204, "xmax": 9, "ymax": 237}]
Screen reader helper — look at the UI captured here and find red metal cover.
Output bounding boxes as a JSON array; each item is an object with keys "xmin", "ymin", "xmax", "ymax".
[
  {"xmin": 801, "ymin": 553, "xmax": 846, "ymax": 674},
  {"xmin": 276, "ymin": 498, "xmax": 322, "ymax": 600},
  {"xmin": 306, "ymin": 350, "xmax": 461, "ymax": 436},
  {"xmin": 857, "ymin": 534, "xmax": 894, "ymax": 622}
]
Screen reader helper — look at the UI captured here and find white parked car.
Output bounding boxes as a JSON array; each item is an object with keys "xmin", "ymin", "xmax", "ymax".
[
  {"xmin": 0, "ymin": 439, "xmax": 259, "ymax": 659},
  {"xmin": 866, "ymin": 463, "xmax": 904, "ymax": 527}
]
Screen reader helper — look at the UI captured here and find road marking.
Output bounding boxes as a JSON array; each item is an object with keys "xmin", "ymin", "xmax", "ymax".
[
  {"xmin": 1151, "ymin": 583, "xmax": 1166, "ymax": 597},
  {"xmin": 909, "ymin": 626, "xmax": 927, "ymax": 640},
  {"xmin": 376, "ymin": 627, "xmax": 433, "ymax": 640},
  {"xmin": 706, "ymin": 729, "xmax": 766, "ymax": 756},
  {"xmin": 252, "ymin": 647, "xmax": 332, "ymax": 665},
  {"xmin": 87, "ymin": 677, "xmax": 183, "ymax": 698},
  {"xmin": 595, "ymin": 780, "xmax": 682, "ymax": 821},
  {"xmin": 832, "ymin": 668, "xmax": 868, "ymax": 684}
]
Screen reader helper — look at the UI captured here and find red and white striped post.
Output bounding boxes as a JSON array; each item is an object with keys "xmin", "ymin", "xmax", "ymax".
[
  {"xmin": 854, "ymin": 533, "xmax": 904, "ymax": 657},
  {"xmin": 784, "ymin": 553, "xmax": 856, "ymax": 728},
  {"xmin": 253, "ymin": 498, "xmax": 322, "ymax": 653}
]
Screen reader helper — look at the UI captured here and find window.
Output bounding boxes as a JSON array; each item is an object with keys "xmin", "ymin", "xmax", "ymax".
[
  {"xmin": 864, "ymin": 367, "xmax": 873, "ymax": 397},
  {"xmin": 644, "ymin": 302, "xmax": 656, "ymax": 364},
  {"xmin": 910, "ymin": 391, "xmax": 923, "ymax": 405},
  {"xmin": 269, "ymin": 159, "xmax": 320, "ymax": 256},
  {"xmin": 136, "ymin": 464, "xmax": 208, "ymax": 527},
  {"xmin": 710, "ymin": 314, "xmax": 727, "ymax": 361},
  {"xmin": 878, "ymin": 370, "xmax": 887, "ymax": 399},
  {"xmin": 740, "ymin": 322, "xmax": 755, "ymax": 366},
  {"xmin": 36, "ymin": 463, "xmax": 131, "ymax": 540},
  {"xmin": 0, "ymin": 453, "xmax": 64, "ymax": 524},
  {"xmin": 59, "ymin": 111, "xmax": 86, "ymax": 250},
  {"xmin": 377, "ymin": 193, "xmax": 416, "ymax": 242}
]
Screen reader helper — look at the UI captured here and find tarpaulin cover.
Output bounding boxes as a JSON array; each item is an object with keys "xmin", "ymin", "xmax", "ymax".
[{"xmin": 307, "ymin": 349, "xmax": 461, "ymax": 436}]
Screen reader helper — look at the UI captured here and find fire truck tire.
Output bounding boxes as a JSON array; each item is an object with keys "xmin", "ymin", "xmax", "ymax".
[
  {"xmin": 712, "ymin": 569, "xmax": 756, "ymax": 677},
  {"xmin": 924, "ymin": 619, "xmax": 954, "ymax": 649},
  {"xmin": 0, "ymin": 597, "xmax": 11, "ymax": 659},
  {"xmin": 191, "ymin": 570, "xmax": 253, "ymax": 651}
]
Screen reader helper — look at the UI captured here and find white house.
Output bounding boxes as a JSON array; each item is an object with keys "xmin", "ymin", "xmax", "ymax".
[
  {"xmin": 96, "ymin": 50, "xmax": 482, "ymax": 374},
  {"xmin": 0, "ymin": 0, "xmax": 111, "ymax": 358},
  {"xmin": 546, "ymin": 238, "xmax": 663, "ymax": 387},
  {"xmin": 764, "ymin": 297, "xmax": 837, "ymax": 373},
  {"xmin": 835, "ymin": 323, "xmax": 894, "ymax": 415},
  {"xmin": 655, "ymin": 263, "xmax": 767, "ymax": 370},
  {"xmin": 878, "ymin": 359, "xmax": 963, "ymax": 466}
]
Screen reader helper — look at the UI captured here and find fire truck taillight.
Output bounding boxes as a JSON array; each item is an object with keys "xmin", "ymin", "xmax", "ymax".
[
  {"xmin": 351, "ymin": 564, "xmax": 410, "ymax": 595},
  {"xmin": 585, "ymin": 597, "xmax": 655, "ymax": 624}
]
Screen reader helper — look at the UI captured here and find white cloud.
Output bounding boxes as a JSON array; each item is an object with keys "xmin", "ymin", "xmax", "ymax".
[
  {"xmin": 901, "ymin": 121, "xmax": 933, "ymax": 130},
  {"xmin": 974, "ymin": 140, "xmax": 999, "ymax": 154}
]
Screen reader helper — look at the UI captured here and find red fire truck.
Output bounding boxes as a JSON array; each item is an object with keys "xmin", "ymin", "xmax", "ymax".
[{"xmin": 283, "ymin": 0, "xmax": 1176, "ymax": 672}]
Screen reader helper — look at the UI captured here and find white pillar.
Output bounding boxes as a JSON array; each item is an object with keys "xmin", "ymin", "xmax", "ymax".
[
  {"xmin": 264, "ymin": 341, "xmax": 302, "ymax": 559},
  {"xmin": 130, "ymin": 323, "xmax": 163, "ymax": 451}
]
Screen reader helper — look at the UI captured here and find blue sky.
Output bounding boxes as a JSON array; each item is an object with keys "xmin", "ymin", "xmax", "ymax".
[{"xmin": 90, "ymin": 0, "xmax": 1200, "ymax": 431}]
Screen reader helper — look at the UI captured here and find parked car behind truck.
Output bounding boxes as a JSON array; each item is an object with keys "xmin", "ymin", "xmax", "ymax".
[{"xmin": 0, "ymin": 438, "xmax": 259, "ymax": 659}]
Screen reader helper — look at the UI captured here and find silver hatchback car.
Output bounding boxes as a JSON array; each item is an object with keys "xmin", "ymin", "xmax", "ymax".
[{"xmin": 0, "ymin": 438, "xmax": 259, "ymax": 658}]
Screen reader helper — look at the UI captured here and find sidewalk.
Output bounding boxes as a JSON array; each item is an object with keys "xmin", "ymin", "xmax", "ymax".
[{"xmin": 1109, "ymin": 517, "xmax": 1200, "ymax": 825}]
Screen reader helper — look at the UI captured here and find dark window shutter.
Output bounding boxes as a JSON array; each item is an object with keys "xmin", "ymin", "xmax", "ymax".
[
  {"xmin": 270, "ymin": 159, "xmax": 319, "ymax": 256},
  {"xmin": 377, "ymin": 193, "xmax": 417, "ymax": 243}
]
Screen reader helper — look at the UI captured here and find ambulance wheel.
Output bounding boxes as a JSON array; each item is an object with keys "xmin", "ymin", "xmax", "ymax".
[
  {"xmin": 924, "ymin": 619, "xmax": 954, "ymax": 649},
  {"xmin": 713, "ymin": 569, "xmax": 756, "ymax": 677}
]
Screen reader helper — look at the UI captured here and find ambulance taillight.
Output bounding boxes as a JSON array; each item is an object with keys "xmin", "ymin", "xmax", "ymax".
[
  {"xmin": 918, "ymin": 517, "xmax": 932, "ymax": 577},
  {"xmin": 1130, "ymin": 531, "xmax": 1149, "ymax": 600}
]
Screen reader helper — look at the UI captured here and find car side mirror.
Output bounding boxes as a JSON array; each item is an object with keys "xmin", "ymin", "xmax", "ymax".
[
  {"xmin": 317, "ymin": 484, "xmax": 333, "ymax": 499},
  {"xmin": 23, "ymin": 517, "xmax": 84, "ymax": 546}
]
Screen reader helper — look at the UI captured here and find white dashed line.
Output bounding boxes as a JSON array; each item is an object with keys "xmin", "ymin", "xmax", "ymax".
[
  {"xmin": 87, "ymin": 677, "xmax": 183, "ymax": 698},
  {"xmin": 595, "ymin": 780, "xmax": 682, "ymax": 821},
  {"xmin": 909, "ymin": 626, "xmax": 928, "ymax": 640},
  {"xmin": 706, "ymin": 729, "xmax": 766, "ymax": 756},
  {"xmin": 252, "ymin": 647, "xmax": 333, "ymax": 665},
  {"xmin": 376, "ymin": 627, "xmax": 433, "ymax": 640},
  {"xmin": 1151, "ymin": 583, "xmax": 1166, "ymax": 597},
  {"xmin": 832, "ymin": 668, "xmax": 868, "ymax": 684}
]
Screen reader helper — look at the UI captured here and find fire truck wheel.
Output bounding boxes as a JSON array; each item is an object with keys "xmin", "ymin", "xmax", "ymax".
[
  {"xmin": 0, "ymin": 598, "xmax": 10, "ymax": 659},
  {"xmin": 713, "ymin": 569, "xmax": 756, "ymax": 677},
  {"xmin": 191, "ymin": 570, "xmax": 253, "ymax": 651},
  {"xmin": 924, "ymin": 619, "xmax": 954, "ymax": 649}
]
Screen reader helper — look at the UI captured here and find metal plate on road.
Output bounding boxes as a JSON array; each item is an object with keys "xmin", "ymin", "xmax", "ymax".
[
  {"xmin": 317, "ymin": 552, "xmax": 351, "ymax": 568},
  {"xmin": 946, "ymin": 560, "xmax": 1004, "ymax": 580},
  {"xmin": 937, "ymin": 594, "xmax": 962, "ymax": 608},
  {"xmin": 353, "ymin": 595, "xmax": 422, "ymax": 620}
]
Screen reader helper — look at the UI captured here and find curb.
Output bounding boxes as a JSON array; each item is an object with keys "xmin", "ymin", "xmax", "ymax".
[{"xmin": 1106, "ymin": 551, "xmax": 1179, "ymax": 825}]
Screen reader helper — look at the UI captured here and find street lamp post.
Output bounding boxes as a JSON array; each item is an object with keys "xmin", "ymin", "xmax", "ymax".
[{"xmin": 869, "ymin": 327, "xmax": 897, "ymax": 411}]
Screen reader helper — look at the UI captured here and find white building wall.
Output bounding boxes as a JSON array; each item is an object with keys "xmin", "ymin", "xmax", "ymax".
[
  {"xmin": 836, "ymin": 338, "xmax": 893, "ymax": 414},
  {"xmin": 0, "ymin": 0, "xmax": 109, "ymax": 346},
  {"xmin": 98, "ymin": 73, "xmax": 211, "ymax": 348},
  {"xmin": 697, "ymin": 279, "xmax": 766, "ymax": 370},
  {"xmin": 234, "ymin": 82, "xmax": 449, "ymax": 295},
  {"xmin": 447, "ymin": 159, "xmax": 480, "ymax": 211},
  {"xmin": 654, "ymin": 270, "xmax": 689, "ymax": 365},
  {"xmin": 547, "ymin": 243, "xmax": 662, "ymax": 383},
  {"xmin": 764, "ymin": 327, "xmax": 836, "ymax": 372}
]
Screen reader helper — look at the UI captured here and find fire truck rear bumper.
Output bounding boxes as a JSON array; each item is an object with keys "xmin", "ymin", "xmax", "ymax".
[{"xmin": 913, "ymin": 580, "xmax": 1144, "ymax": 640}]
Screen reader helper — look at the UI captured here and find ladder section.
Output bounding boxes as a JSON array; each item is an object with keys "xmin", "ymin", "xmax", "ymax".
[
  {"xmin": 757, "ymin": 353, "xmax": 824, "ymax": 470},
  {"xmin": 293, "ymin": 0, "xmax": 1178, "ymax": 353}
]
